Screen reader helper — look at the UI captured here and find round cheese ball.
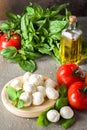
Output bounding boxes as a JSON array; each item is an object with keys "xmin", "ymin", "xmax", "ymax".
[
  {"xmin": 60, "ymin": 106, "xmax": 74, "ymax": 119},
  {"xmin": 19, "ymin": 92, "xmax": 32, "ymax": 107},
  {"xmin": 46, "ymin": 87, "xmax": 59, "ymax": 99},
  {"xmin": 32, "ymin": 92, "xmax": 44, "ymax": 105},
  {"xmin": 47, "ymin": 109, "xmax": 60, "ymax": 122},
  {"xmin": 10, "ymin": 78, "xmax": 23, "ymax": 90}
]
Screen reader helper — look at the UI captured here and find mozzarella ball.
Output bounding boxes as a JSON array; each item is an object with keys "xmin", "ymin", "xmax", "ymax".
[
  {"xmin": 46, "ymin": 87, "xmax": 59, "ymax": 99},
  {"xmin": 60, "ymin": 106, "xmax": 74, "ymax": 119},
  {"xmin": 23, "ymin": 82, "xmax": 36, "ymax": 93},
  {"xmin": 32, "ymin": 92, "xmax": 44, "ymax": 105},
  {"xmin": 10, "ymin": 78, "xmax": 23, "ymax": 90},
  {"xmin": 45, "ymin": 78, "xmax": 58, "ymax": 88},
  {"xmin": 47, "ymin": 109, "xmax": 60, "ymax": 122},
  {"xmin": 19, "ymin": 92, "xmax": 32, "ymax": 107},
  {"xmin": 23, "ymin": 72, "xmax": 31, "ymax": 82},
  {"xmin": 28, "ymin": 74, "xmax": 44, "ymax": 86},
  {"xmin": 37, "ymin": 86, "xmax": 46, "ymax": 97}
]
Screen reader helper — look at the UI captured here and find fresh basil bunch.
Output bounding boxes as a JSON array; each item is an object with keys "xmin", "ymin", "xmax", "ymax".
[{"xmin": 0, "ymin": 3, "xmax": 71, "ymax": 72}]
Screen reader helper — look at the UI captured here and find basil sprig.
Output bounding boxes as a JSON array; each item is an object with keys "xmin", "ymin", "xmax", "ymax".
[{"xmin": 0, "ymin": 3, "xmax": 71, "ymax": 72}]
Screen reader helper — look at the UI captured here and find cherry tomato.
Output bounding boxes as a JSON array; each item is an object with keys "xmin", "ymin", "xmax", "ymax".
[
  {"xmin": 0, "ymin": 32, "xmax": 21, "ymax": 50},
  {"xmin": 56, "ymin": 63, "xmax": 84, "ymax": 88},
  {"xmin": 68, "ymin": 81, "xmax": 87, "ymax": 110}
]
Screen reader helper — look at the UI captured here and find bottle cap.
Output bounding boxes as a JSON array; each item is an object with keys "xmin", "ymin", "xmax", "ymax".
[{"xmin": 69, "ymin": 16, "xmax": 77, "ymax": 24}]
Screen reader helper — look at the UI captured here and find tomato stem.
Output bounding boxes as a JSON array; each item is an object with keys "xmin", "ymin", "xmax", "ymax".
[
  {"xmin": 79, "ymin": 86, "xmax": 87, "ymax": 95},
  {"xmin": 72, "ymin": 68, "xmax": 83, "ymax": 78}
]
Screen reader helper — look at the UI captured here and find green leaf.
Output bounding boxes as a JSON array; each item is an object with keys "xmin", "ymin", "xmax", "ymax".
[
  {"xmin": 50, "ymin": 3, "xmax": 69, "ymax": 17},
  {"xmin": 34, "ymin": 3, "xmax": 43, "ymax": 19},
  {"xmin": 6, "ymin": 86, "xmax": 17, "ymax": 101},
  {"xmin": 54, "ymin": 97, "xmax": 68, "ymax": 111},
  {"xmin": 17, "ymin": 99, "xmax": 24, "ymax": 108},
  {"xmin": 17, "ymin": 89, "xmax": 23, "ymax": 98},
  {"xmin": 38, "ymin": 44, "xmax": 53, "ymax": 55},
  {"xmin": 37, "ymin": 112, "xmax": 50, "ymax": 126},
  {"xmin": 0, "ymin": 3, "xmax": 72, "ymax": 72},
  {"xmin": 49, "ymin": 20, "xmax": 67, "ymax": 34},
  {"xmin": 60, "ymin": 116, "xmax": 75, "ymax": 129},
  {"xmin": 0, "ymin": 47, "xmax": 17, "ymax": 59},
  {"xmin": 8, "ymin": 54, "xmax": 22, "ymax": 62},
  {"xmin": 28, "ymin": 21, "xmax": 35, "ymax": 33},
  {"xmin": 25, "ymin": 6, "xmax": 34, "ymax": 15},
  {"xmin": 58, "ymin": 84, "xmax": 67, "ymax": 97},
  {"xmin": 25, "ymin": 51, "xmax": 41, "ymax": 59},
  {"xmin": 21, "ymin": 14, "xmax": 28, "ymax": 39},
  {"xmin": 36, "ymin": 19, "xmax": 46, "ymax": 30},
  {"xmin": 6, "ymin": 12, "xmax": 18, "ymax": 21},
  {"xmin": 65, "ymin": 8, "xmax": 71, "ymax": 20},
  {"xmin": 18, "ymin": 59, "xmax": 36, "ymax": 72},
  {"xmin": 50, "ymin": 33, "xmax": 61, "ymax": 40},
  {"xmin": 53, "ymin": 46, "xmax": 60, "ymax": 58},
  {"xmin": 1, "ymin": 22, "xmax": 11, "ymax": 31}
]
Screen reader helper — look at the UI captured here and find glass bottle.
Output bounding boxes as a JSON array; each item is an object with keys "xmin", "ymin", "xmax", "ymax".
[{"xmin": 60, "ymin": 15, "xmax": 82, "ymax": 64}]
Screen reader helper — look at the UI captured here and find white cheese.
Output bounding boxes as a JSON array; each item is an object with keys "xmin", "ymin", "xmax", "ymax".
[
  {"xmin": 47, "ymin": 109, "xmax": 60, "ymax": 122},
  {"xmin": 28, "ymin": 74, "xmax": 44, "ymax": 86},
  {"xmin": 46, "ymin": 87, "xmax": 59, "ymax": 99},
  {"xmin": 32, "ymin": 92, "xmax": 44, "ymax": 105},
  {"xmin": 19, "ymin": 92, "xmax": 32, "ymax": 107},
  {"xmin": 60, "ymin": 106, "xmax": 74, "ymax": 119},
  {"xmin": 23, "ymin": 82, "xmax": 36, "ymax": 93},
  {"xmin": 37, "ymin": 85, "xmax": 46, "ymax": 97},
  {"xmin": 10, "ymin": 78, "xmax": 23, "ymax": 90},
  {"xmin": 23, "ymin": 72, "xmax": 32, "ymax": 82},
  {"xmin": 45, "ymin": 78, "xmax": 57, "ymax": 88}
]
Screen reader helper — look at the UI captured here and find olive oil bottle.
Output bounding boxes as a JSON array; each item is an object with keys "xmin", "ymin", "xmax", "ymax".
[{"xmin": 60, "ymin": 16, "xmax": 82, "ymax": 64}]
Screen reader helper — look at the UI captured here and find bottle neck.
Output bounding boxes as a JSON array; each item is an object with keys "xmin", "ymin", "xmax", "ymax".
[{"xmin": 68, "ymin": 22, "xmax": 76, "ymax": 30}]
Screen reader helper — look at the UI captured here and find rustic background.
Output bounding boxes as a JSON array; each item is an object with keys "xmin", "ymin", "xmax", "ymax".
[{"xmin": 0, "ymin": 0, "xmax": 87, "ymax": 19}]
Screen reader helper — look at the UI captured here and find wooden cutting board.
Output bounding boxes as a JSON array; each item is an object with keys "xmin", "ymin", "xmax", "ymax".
[{"xmin": 1, "ymin": 76, "xmax": 56, "ymax": 118}]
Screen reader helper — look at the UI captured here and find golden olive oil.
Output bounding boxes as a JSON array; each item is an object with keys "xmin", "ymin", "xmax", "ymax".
[{"xmin": 60, "ymin": 16, "xmax": 82, "ymax": 64}]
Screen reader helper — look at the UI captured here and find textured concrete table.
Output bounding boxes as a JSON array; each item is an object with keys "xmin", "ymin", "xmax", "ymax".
[{"xmin": 0, "ymin": 17, "xmax": 87, "ymax": 130}]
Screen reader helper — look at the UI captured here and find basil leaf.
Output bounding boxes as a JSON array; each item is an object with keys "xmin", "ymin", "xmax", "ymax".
[
  {"xmin": 6, "ymin": 86, "xmax": 17, "ymax": 101},
  {"xmin": 28, "ymin": 21, "xmax": 35, "ymax": 33},
  {"xmin": 1, "ymin": 22, "xmax": 11, "ymax": 30},
  {"xmin": 34, "ymin": 3, "xmax": 43, "ymax": 19},
  {"xmin": 18, "ymin": 59, "xmax": 36, "ymax": 72},
  {"xmin": 21, "ymin": 14, "xmax": 28, "ymax": 39},
  {"xmin": 58, "ymin": 84, "xmax": 67, "ymax": 97},
  {"xmin": 0, "ymin": 47, "xmax": 17, "ymax": 59},
  {"xmin": 38, "ymin": 44, "xmax": 53, "ymax": 55},
  {"xmin": 17, "ymin": 89, "xmax": 23, "ymax": 98},
  {"xmin": 25, "ymin": 51, "xmax": 41, "ymax": 59},
  {"xmin": 55, "ymin": 97, "xmax": 68, "ymax": 111},
  {"xmin": 60, "ymin": 116, "xmax": 75, "ymax": 129},
  {"xmin": 37, "ymin": 112, "xmax": 50, "ymax": 126},
  {"xmin": 50, "ymin": 3, "xmax": 69, "ymax": 17},
  {"xmin": 17, "ymin": 99, "xmax": 24, "ymax": 109},
  {"xmin": 25, "ymin": 6, "xmax": 34, "ymax": 15},
  {"xmin": 49, "ymin": 20, "xmax": 67, "ymax": 34},
  {"xmin": 0, "ymin": 3, "xmax": 70, "ymax": 72},
  {"xmin": 6, "ymin": 12, "xmax": 19, "ymax": 21}
]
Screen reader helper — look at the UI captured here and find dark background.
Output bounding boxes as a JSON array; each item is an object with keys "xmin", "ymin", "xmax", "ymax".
[{"xmin": 0, "ymin": 0, "xmax": 87, "ymax": 19}]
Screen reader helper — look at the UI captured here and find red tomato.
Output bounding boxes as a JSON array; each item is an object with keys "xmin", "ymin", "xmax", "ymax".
[
  {"xmin": 0, "ymin": 32, "xmax": 21, "ymax": 50},
  {"xmin": 68, "ymin": 81, "xmax": 87, "ymax": 110},
  {"xmin": 56, "ymin": 63, "xmax": 84, "ymax": 88}
]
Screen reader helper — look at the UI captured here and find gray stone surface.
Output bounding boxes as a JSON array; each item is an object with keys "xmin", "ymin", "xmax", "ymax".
[{"xmin": 0, "ymin": 17, "xmax": 87, "ymax": 130}]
